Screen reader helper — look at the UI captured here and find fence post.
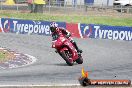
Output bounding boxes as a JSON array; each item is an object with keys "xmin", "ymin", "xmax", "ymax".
[
  {"xmin": 48, "ymin": 0, "xmax": 51, "ymax": 13},
  {"xmin": 79, "ymin": 0, "xmax": 81, "ymax": 9},
  {"xmin": 64, "ymin": 0, "xmax": 67, "ymax": 14},
  {"xmin": 17, "ymin": 2, "xmax": 19, "ymax": 12},
  {"xmin": 121, "ymin": 5, "xmax": 123, "ymax": 14},
  {"xmin": 0, "ymin": 1, "xmax": 2, "ymax": 10},
  {"xmin": 127, "ymin": 6, "xmax": 129, "ymax": 13}
]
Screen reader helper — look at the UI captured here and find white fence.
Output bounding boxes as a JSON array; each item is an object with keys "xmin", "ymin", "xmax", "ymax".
[{"xmin": 0, "ymin": 0, "xmax": 132, "ymax": 14}]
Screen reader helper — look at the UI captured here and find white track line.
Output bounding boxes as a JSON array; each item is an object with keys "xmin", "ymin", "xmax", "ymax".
[
  {"xmin": 0, "ymin": 84, "xmax": 80, "ymax": 87},
  {"xmin": 24, "ymin": 54, "xmax": 37, "ymax": 66}
]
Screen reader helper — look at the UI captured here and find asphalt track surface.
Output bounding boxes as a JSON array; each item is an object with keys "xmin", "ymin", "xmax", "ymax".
[{"xmin": 0, "ymin": 33, "xmax": 132, "ymax": 85}]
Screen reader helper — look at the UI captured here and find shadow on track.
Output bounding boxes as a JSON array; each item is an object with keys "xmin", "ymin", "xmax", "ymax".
[{"xmin": 53, "ymin": 63, "xmax": 78, "ymax": 66}]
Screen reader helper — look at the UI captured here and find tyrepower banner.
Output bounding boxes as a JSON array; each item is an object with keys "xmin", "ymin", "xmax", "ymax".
[
  {"xmin": 0, "ymin": 18, "xmax": 132, "ymax": 41},
  {"xmin": 0, "ymin": 18, "xmax": 66, "ymax": 35},
  {"xmin": 79, "ymin": 23, "xmax": 132, "ymax": 41}
]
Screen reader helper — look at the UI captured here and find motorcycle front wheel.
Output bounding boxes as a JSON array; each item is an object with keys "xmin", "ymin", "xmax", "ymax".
[
  {"xmin": 60, "ymin": 50, "xmax": 73, "ymax": 66},
  {"xmin": 76, "ymin": 54, "xmax": 83, "ymax": 64}
]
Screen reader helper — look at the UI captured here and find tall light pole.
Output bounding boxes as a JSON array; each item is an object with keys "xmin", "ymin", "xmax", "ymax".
[{"xmin": 107, "ymin": 0, "xmax": 109, "ymax": 6}]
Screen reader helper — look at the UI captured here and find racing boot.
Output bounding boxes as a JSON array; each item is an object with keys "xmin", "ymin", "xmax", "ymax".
[
  {"xmin": 72, "ymin": 41, "xmax": 83, "ymax": 53},
  {"xmin": 77, "ymin": 49, "xmax": 83, "ymax": 53}
]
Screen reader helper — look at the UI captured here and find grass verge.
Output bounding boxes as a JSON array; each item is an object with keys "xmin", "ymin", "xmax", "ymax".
[
  {"xmin": 0, "ymin": 52, "xmax": 6, "ymax": 62},
  {"xmin": 0, "ymin": 49, "xmax": 15, "ymax": 62},
  {"xmin": 0, "ymin": 12, "xmax": 132, "ymax": 26}
]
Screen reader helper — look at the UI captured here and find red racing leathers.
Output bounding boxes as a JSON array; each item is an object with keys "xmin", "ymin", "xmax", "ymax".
[{"xmin": 51, "ymin": 27, "xmax": 82, "ymax": 53}]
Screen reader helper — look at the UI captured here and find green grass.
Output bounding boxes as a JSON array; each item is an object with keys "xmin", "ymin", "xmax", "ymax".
[
  {"xmin": 0, "ymin": 52, "xmax": 6, "ymax": 62},
  {"xmin": 0, "ymin": 12, "xmax": 132, "ymax": 26}
]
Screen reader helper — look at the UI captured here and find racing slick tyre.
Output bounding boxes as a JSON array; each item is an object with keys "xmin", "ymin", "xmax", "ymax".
[
  {"xmin": 60, "ymin": 50, "xmax": 73, "ymax": 66},
  {"xmin": 76, "ymin": 55, "xmax": 83, "ymax": 64}
]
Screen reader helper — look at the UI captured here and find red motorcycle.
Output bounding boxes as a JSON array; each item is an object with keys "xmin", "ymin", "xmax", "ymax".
[{"xmin": 52, "ymin": 34, "xmax": 83, "ymax": 66}]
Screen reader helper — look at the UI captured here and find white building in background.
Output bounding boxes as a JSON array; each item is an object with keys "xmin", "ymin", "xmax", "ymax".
[
  {"xmin": 64, "ymin": 0, "xmax": 84, "ymax": 5},
  {"xmin": 64, "ymin": 0, "xmax": 114, "ymax": 6},
  {"xmin": 94, "ymin": 0, "xmax": 114, "ymax": 6}
]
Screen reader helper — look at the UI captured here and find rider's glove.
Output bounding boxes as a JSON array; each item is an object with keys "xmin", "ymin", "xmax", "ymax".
[
  {"xmin": 66, "ymin": 33, "xmax": 71, "ymax": 38},
  {"xmin": 66, "ymin": 35, "xmax": 69, "ymax": 38}
]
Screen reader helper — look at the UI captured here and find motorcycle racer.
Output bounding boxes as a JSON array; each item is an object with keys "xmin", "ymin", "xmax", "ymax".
[{"xmin": 50, "ymin": 22, "xmax": 82, "ymax": 53}]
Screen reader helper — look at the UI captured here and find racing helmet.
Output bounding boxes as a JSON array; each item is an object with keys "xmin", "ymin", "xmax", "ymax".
[{"xmin": 50, "ymin": 22, "xmax": 58, "ymax": 32}]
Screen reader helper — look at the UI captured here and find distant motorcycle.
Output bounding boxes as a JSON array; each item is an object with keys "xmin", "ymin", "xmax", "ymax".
[{"xmin": 52, "ymin": 33, "xmax": 83, "ymax": 66}]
